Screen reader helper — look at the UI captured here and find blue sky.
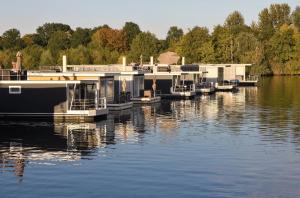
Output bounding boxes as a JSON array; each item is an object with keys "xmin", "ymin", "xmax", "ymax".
[{"xmin": 0, "ymin": 0, "xmax": 299, "ymax": 38}]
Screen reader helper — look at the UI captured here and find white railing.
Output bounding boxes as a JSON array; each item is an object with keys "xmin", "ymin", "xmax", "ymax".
[
  {"xmin": 245, "ymin": 75, "xmax": 259, "ymax": 81},
  {"xmin": 0, "ymin": 69, "xmax": 24, "ymax": 81},
  {"xmin": 98, "ymin": 97, "xmax": 107, "ymax": 109},
  {"xmin": 69, "ymin": 97, "xmax": 107, "ymax": 111},
  {"xmin": 66, "ymin": 65, "xmax": 138, "ymax": 73},
  {"xmin": 171, "ymin": 84, "xmax": 195, "ymax": 93}
]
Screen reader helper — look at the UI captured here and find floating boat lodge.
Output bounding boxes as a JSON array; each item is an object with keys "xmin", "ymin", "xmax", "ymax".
[{"xmin": 0, "ymin": 52, "xmax": 258, "ymax": 122}]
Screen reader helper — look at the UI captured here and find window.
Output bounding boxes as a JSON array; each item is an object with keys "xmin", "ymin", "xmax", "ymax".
[{"xmin": 9, "ymin": 86, "xmax": 21, "ymax": 94}]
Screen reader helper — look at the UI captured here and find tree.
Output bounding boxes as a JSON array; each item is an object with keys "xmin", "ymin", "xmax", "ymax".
[
  {"xmin": 269, "ymin": 4, "xmax": 291, "ymax": 29},
  {"xmin": 234, "ymin": 32, "xmax": 260, "ymax": 63},
  {"xmin": 257, "ymin": 8, "xmax": 275, "ymax": 41},
  {"xmin": 178, "ymin": 26, "xmax": 210, "ymax": 63},
  {"xmin": 269, "ymin": 25, "xmax": 296, "ymax": 74},
  {"xmin": 0, "ymin": 36, "xmax": 3, "ymax": 50},
  {"xmin": 199, "ymin": 40, "xmax": 216, "ymax": 63},
  {"xmin": 67, "ymin": 45, "xmax": 91, "ymax": 65},
  {"xmin": 36, "ymin": 23, "xmax": 73, "ymax": 46},
  {"xmin": 40, "ymin": 49, "xmax": 56, "ymax": 66},
  {"xmin": 225, "ymin": 11, "xmax": 247, "ymax": 35},
  {"xmin": 122, "ymin": 22, "xmax": 141, "ymax": 50},
  {"xmin": 0, "ymin": 50, "xmax": 17, "ymax": 68},
  {"xmin": 166, "ymin": 26, "xmax": 183, "ymax": 50},
  {"xmin": 22, "ymin": 45, "xmax": 43, "ymax": 69},
  {"xmin": 292, "ymin": 6, "xmax": 300, "ymax": 31},
  {"xmin": 47, "ymin": 31, "xmax": 71, "ymax": 56},
  {"xmin": 128, "ymin": 32, "xmax": 160, "ymax": 62},
  {"xmin": 22, "ymin": 34, "xmax": 35, "ymax": 47},
  {"xmin": 212, "ymin": 25, "xmax": 232, "ymax": 63},
  {"xmin": 91, "ymin": 27, "xmax": 126, "ymax": 53},
  {"xmin": 70, "ymin": 28, "xmax": 91, "ymax": 48},
  {"xmin": 88, "ymin": 45, "xmax": 120, "ymax": 64},
  {"xmin": 1, "ymin": 29, "xmax": 23, "ymax": 50}
]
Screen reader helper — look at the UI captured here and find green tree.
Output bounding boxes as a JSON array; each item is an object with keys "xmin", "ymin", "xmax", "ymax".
[
  {"xmin": 224, "ymin": 11, "xmax": 248, "ymax": 35},
  {"xmin": 269, "ymin": 4, "xmax": 291, "ymax": 29},
  {"xmin": 70, "ymin": 28, "xmax": 91, "ymax": 48},
  {"xmin": 47, "ymin": 31, "xmax": 71, "ymax": 56},
  {"xmin": 40, "ymin": 49, "xmax": 56, "ymax": 66},
  {"xmin": 22, "ymin": 45, "xmax": 43, "ymax": 69},
  {"xmin": 36, "ymin": 23, "xmax": 73, "ymax": 46},
  {"xmin": 269, "ymin": 25, "xmax": 296, "ymax": 74},
  {"xmin": 22, "ymin": 34, "xmax": 35, "ymax": 47},
  {"xmin": 67, "ymin": 45, "xmax": 91, "ymax": 65},
  {"xmin": 128, "ymin": 32, "xmax": 160, "ymax": 62},
  {"xmin": 178, "ymin": 26, "xmax": 210, "ymax": 63},
  {"xmin": 234, "ymin": 32, "xmax": 259, "ymax": 63},
  {"xmin": 122, "ymin": 22, "xmax": 141, "ymax": 51},
  {"xmin": 199, "ymin": 40, "xmax": 216, "ymax": 63},
  {"xmin": 292, "ymin": 6, "xmax": 300, "ymax": 30},
  {"xmin": 1, "ymin": 29, "xmax": 24, "ymax": 50},
  {"xmin": 88, "ymin": 46, "xmax": 120, "ymax": 64},
  {"xmin": 257, "ymin": 8, "xmax": 275, "ymax": 41},
  {"xmin": 166, "ymin": 26, "xmax": 183, "ymax": 50},
  {"xmin": 0, "ymin": 36, "xmax": 3, "ymax": 50},
  {"xmin": 0, "ymin": 50, "xmax": 17, "ymax": 68}
]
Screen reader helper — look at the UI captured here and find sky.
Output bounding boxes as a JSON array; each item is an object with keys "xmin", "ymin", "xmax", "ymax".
[{"xmin": 0, "ymin": 0, "xmax": 299, "ymax": 39}]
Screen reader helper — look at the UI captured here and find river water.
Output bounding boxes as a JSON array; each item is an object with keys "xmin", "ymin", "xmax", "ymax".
[{"xmin": 1, "ymin": 77, "xmax": 300, "ymax": 198}]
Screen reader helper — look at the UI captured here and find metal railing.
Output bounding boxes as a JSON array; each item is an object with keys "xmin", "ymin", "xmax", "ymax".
[
  {"xmin": 195, "ymin": 82, "xmax": 214, "ymax": 89},
  {"xmin": 171, "ymin": 84, "xmax": 195, "ymax": 93},
  {"xmin": 69, "ymin": 97, "xmax": 107, "ymax": 111},
  {"xmin": 0, "ymin": 69, "xmax": 26, "ymax": 81},
  {"xmin": 66, "ymin": 65, "xmax": 139, "ymax": 73},
  {"xmin": 245, "ymin": 75, "xmax": 259, "ymax": 81}
]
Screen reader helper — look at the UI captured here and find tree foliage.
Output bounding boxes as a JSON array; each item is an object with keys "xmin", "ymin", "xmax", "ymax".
[
  {"xmin": 166, "ymin": 26, "xmax": 183, "ymax": 50},
  {"xmin": 122, "ymin": 22, "xmax": 141, "ymax": 51},
  {"xmin": 71, "ymin": 28, "xmax": 91, "ymax": 48},
  {"xmin": 178, "ymin": 27, "xmax": 211, "ymax": 63},
  {"xmin": 36, "ymin": 23, "xmax": 72, "ymax": 46},
  {"xmin": 128, "ymin": 32, "xmax": 160, "ymax": 62},
  {"xmin": 0, "ymin": 3, "xmax": 300, "ymax": 75},
  {"xmin": 1, "ymin": 29, "xmax": 23, "ymax": 50},
  {"xmin": 292, "ymin": 6, "xmax": 300, "ymax": 31}
]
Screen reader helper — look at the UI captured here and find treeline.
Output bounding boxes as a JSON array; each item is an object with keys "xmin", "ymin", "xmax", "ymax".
[{"xmin": 0, "ymin": 3, "xmax": 300, "ymax": 75}]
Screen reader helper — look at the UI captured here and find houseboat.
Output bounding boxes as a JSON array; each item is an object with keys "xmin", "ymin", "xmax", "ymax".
[
  {"xmin": 0, "ymin": 71, "xmax": 108, "ymax": 122},
  {"xmin": 65, "ymin": 57, "xmax": 160, "ymax": 107},
  {"xmin": 0, "ymin": 53, "xmax": 112, "ymax": 122},
  {"xmin": 143, "ymin": 64, "xmax": 201, "ymax": 99},
  {"xmin": 198, "ymin": 64, "xmax": 258, "ymax": 88}
]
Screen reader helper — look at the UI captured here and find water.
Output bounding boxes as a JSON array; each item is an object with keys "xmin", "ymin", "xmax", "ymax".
[{"xmin": 1, "ymin": 77, "xmax": 300, "ymax": 198}]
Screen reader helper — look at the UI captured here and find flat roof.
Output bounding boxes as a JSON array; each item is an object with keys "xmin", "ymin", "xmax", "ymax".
[
  {"xmin": 27, "ymin": 72, "xmax": 117, "ymax": 77},
  {"xmin": 0, "ymin": 80, "xmax": 84, "ymax": 84}
]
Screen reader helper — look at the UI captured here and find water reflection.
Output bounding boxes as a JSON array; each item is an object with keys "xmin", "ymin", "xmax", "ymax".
[{"xmin": 1, "ymin": 77, "xmax": 300, "ymax": 184}]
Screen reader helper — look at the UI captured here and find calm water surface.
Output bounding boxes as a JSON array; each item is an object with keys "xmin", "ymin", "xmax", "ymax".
[{"xmin": 1, "ymin": 77, "xmax": 300, "ymax": 198}]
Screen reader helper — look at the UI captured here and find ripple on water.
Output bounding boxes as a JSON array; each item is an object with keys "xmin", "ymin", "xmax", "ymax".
[{"xmin": 1, "ymin": 79, "xmax": 300, "ymax": 197}]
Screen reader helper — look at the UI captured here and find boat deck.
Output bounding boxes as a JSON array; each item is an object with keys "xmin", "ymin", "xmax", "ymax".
[
  {"xmin": 107, "ymin": 102, "xmax": 133, "ymax": 111},
  {"xmin": 131, "ymin": 97, "xmax": 161, "ymax": 104}
]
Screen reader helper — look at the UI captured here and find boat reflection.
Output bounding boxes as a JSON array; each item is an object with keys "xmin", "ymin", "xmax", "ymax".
[{"xmin": 0, "ymin": 121, "xmax": 114, "ymax": 180}]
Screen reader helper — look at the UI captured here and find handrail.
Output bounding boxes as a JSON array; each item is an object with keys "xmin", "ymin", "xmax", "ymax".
[
  {"xmin": 171, "ymin": 84, "xmax": 195, "ymax": 93},
  {"xmin": 69, "ymin": 97, "xmax": 107, "ymax": 111},
  {"xmin": 0, "ymin": 69, "xmax": 25, "ymax": 81}
]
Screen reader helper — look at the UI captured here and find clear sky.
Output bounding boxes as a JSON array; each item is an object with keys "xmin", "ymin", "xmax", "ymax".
[{"xmin": 0, "ymin": 0, "xmax": 299, "ymax": 38}]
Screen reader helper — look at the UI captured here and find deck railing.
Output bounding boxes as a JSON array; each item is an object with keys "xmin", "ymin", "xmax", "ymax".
[
  {"xmin": 0, "ymin": 69, "xmax": 26, "ymax": 81},
  {"xmin": 69, "ymin": 97, "xmax": 107, "ymax": 111},
  {"xmin": 195, "ymin": 82, "xmax": 214, "ymax": 89},
  {"xmin": 171, "ymin": 84, "xmax": 195, "ymax": 93},
  {"xmin": 66, "ymin": 65, "xmax": 142, "ymax": 73},
  {"xmin": 245, "ymin": 75, "xmax": 259, "ymax": 81}
]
